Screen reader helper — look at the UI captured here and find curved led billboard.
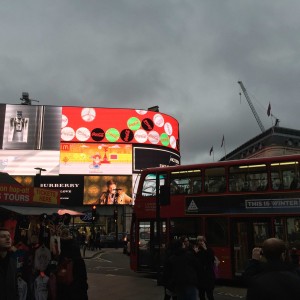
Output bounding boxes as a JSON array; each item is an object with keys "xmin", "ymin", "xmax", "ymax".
[{"xmin": 61, "ymin": 107, "xmax": 179, "ymax": 151}]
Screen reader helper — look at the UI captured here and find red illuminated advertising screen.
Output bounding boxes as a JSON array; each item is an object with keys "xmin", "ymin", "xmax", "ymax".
[{"xmin": 61, "ymin": 107, "xmax": 179, "ymax": 151}]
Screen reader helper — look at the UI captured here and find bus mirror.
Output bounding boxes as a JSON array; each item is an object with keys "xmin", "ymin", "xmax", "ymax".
[{"xmin": 159, "ymin": 185, "xmax": 170, "ymax": 205}]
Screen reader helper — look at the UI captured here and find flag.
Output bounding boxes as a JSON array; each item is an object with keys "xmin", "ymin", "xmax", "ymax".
[
  {"xmin": 267, "ymin": 102, "xmax": 271, "ymax": 116},
  {"xmin": 209, "ymin": 146, "xmax": 213, "ymax": 156},
  {"xmin": 221, "ymin": 135, "xmax": 225, "ymax": 148}
]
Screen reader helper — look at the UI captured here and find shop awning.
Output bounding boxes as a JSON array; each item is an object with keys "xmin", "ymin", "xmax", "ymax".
[{"xmin": 0, "ymin": 205, "xmax": 82, "ymax": 216}]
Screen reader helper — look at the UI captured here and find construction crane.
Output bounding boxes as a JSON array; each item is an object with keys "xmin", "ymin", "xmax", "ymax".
[{"xmin": 238, "ymin": 81, "xmax": 265, "ymax": 132}]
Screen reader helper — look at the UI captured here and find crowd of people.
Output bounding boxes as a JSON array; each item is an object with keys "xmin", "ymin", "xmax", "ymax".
[
  {"xmin": 0, "ymin": 225, "xmax": 88, "ymax": 300},
  {"xmin": 162, "ymin": 235, "xmax": 217, "ymax": 300},
  {"xmin": 162, "ymin": 235, "xmax": 300, "ymax": 300}
]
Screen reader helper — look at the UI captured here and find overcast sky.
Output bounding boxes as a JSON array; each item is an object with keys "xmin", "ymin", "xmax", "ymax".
[{"xmin": 1, "ymin": 1, "xmax": 299, "ymax": 165}]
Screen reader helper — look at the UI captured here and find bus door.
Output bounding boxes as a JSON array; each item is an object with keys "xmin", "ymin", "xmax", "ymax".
[
  {"xmin": 137, "ymin": 220, "xmax": 166, "ymax": 272},
  {"xmin": 232, "ymin": 218, "xmax": 271, "ymax": 277}
]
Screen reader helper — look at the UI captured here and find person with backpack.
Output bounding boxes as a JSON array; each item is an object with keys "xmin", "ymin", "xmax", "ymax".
[{"xmin": 56, "ymin": 232, "xmax": 88, "ymax": 300}]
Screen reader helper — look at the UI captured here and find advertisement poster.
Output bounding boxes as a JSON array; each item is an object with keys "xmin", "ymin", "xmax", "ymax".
[
  {"xmin": 133, "ymin": 146, "xmax": 180, "ymax": 172},
  {"xmin": 0, "ymin": 150, "xmax": 60, "ymax": 175},
  {"xmin": 83, "ymin": 175, "xmax": 133, "ymax": 205},
  {"xmin": 0, "ymin": 184, "xmax": 60, "ymax": 205},
  {"xmin": 61, "ymin": 107, "xmax": 179, "ymax": 151},
  {"xmin": 1, "ymin": 105, "xmax": 61, "ymax": 150},
  {"xmin": 59, "ymin": 143, "xmax": 132, "ymax": 175}
]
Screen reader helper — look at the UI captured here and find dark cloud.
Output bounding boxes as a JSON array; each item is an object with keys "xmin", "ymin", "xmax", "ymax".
[{"xmin": 1, "ymin": 1, "xmax": 299, "ymax": 164}]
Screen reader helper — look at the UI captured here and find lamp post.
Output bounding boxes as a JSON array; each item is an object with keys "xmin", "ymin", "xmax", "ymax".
[{"xmin": 34, "ymin": 167, "xmax": 46, "ymax": 187}]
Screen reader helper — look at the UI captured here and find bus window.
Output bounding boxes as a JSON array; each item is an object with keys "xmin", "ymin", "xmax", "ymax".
[
  {"xmin": 229, "ymin": 164, "xmax": 267, "ymax": 192},
  {"xmin": 204, "ymin": 167, "xmax": 225, "ymax": 193},
  {"xmin": 253, "ymin": 222, "xmax": 268, "ymax": 245},
  {"xmin": 271, "ymin": 161, "xmax": 299, "ymax": 190},
  {"xmin": 274, "ymin": 218, "xmax": 287, "ymax": 241},
  {"xmin": 170, "ymin": 169, "xmax": 201, "ymax": 195},
  {"xmin": 141, "ymin": 173, "xmax": 167, "ymax": 197},
  {"xmin": 142, "ymin": 174, "xmax": 156, "ymax": 197},
  {"xmin": 205, "ymin": 217, "xmax": 228, "ymax": 246},
  {"xmin": 287, "ymin": 217, "xmax": 300, "ymax": 248}
]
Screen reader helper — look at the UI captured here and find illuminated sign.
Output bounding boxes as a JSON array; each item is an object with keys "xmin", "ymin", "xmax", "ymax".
[
  {"xmin": 83, "ymin": 175, "xmax": 132, "ymax": 206},
  {"xmin": 0, "ymin": 184, "xmax": 60, "ymax": 205},
  {"xmin": 0, "ymin": 150, "xmax": 60, "ymax": 175},
  {"xmin": 59, "ymin": 143, "xmax": 132, "ymax": 175},
  {"xmin": 133, "ymin": 146, "xmax": 180, "ymax": 172},
  {"xmin": 61, "ymin": 107, "xmax": 179, "ymax": 150},
  {"xmin": 39, "ymin": 175, "xmax": 84, "ymax": 206},
  {"xmin": 0, "ymin": 105, "xmax": 61, "ymax": 150}
]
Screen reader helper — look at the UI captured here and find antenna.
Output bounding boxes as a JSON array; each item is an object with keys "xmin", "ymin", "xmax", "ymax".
[{"xmin": 20, "ymin": 92, "xmax": 39, "ymax": 105}]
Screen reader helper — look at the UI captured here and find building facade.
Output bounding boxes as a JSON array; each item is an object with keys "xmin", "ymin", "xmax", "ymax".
[{"xmin": 0, "ymin": 104, "xmax": 180, "ymax": 234}]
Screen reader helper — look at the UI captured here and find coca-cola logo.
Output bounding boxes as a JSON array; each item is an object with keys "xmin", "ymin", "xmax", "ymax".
[
  {"xmin": 142, "ymin": 118, "xmax": 154, "ymax": 131},
  {"xmin": 91, "ymin": 128, "xmax": 105, "ymax": 142},
  {"xmin": 120, "ymin": 129, "xmax": 134, "ymax": 142}
]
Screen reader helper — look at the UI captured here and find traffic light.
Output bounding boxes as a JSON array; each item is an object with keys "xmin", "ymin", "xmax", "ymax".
[
  {"xmin": 92, "ymin": 205, "xmax": 97, "ymax": 221},
  {"xmin": 113, "ymin": 209, "xmax": 118, "ymax": 222}
]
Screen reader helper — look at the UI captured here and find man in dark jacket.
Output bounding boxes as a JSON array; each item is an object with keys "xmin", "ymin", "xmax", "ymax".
[
  {"xmin": 245, "ymin": 237, "xmax": 300, "ymax": 300},
  {"xmin": 163, "ymin": 239, "xmax": 199, "ymax": 300},
  {"xmin": 0, "ymin": 227, "xmax": 18, "ymax": 300}
]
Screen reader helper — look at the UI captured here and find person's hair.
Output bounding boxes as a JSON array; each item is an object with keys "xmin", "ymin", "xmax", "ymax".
[
  {"xmin": 262, "ymin": 238, "xmax": 287, "ymax": 261},
  {"xmin": 196, "ymin": 235, "xmax": 206, "ymax": 243},
  {"xmin": 106, "ymin": 179, "xmax": 116, "ymax": 187},
  {"xmin": 0, "ymin": 227, "xmax": 9, "ymax": 233}
]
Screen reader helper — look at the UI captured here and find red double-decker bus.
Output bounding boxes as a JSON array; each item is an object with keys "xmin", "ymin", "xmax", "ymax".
[{"xmin": 130, "ymin": 154, "xmax": 300, "ymax": 281}]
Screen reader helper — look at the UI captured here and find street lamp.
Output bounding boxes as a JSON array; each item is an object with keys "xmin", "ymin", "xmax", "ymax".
[
  {"xmin": 34, "ymin": 167, "xmax": 46, "ymax": 175},
  {"xmin": 34, "ymin": 167, "xmax": 46, "ymax": 187}
]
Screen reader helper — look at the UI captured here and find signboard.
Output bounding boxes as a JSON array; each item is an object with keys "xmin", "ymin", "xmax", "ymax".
[
  {"xmin": 185, "ymin": 195, "xmax": 300, "ymax": 215},
  {"xmin": 133, "ymin": 146, "xmax": 180, "ymax": 172},
  {"xmin": 61, "ymin": 107, "xmax": 179, "ymax": 151},
  {"xmin": 0, "ymin": 184, "xmax": 60, "ymax": 205},
  {"xmin": 59, "ymin": 143, "xmax": 132, "ymax": 175},
  {"xmin": 0, "ymin": 105, "xmax": 61, "ymax": 150}
]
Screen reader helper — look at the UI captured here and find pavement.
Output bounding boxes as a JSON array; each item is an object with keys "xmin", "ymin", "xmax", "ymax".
[{"xmin": 82, "ymin": 248, "xmax": 247, "ymax": 300}]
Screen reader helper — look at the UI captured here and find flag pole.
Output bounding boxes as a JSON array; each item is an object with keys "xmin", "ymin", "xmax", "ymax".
[{"xmin": 221, "ymin": 135, "xmax": 227, "ymax": 160}]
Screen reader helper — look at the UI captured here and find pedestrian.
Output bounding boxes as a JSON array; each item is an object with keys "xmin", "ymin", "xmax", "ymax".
[
  {"xmin": 194, "ymin": 235, "xmax": 215, "ymax": 300},
  {"xmin": 0, "ymin": 227, "xmax": 18, "ymax": 300},
  {"xmin": 162, "ymin": 240, "xmax": 178, "ymax": 300},
  {"xmin": 56, "ymin": 231, "xmax": 88, "ymax": 300},
  {"xmin": 163, "ymin": 239, "xmax": 199, "ymax": 300},
  {"xmin": 180, "ymin": 235, "xmax": 194, "ymax": 254},
  {"xmin": 245, "ymin": 237, "xmax": 300, "ymax": 300}
]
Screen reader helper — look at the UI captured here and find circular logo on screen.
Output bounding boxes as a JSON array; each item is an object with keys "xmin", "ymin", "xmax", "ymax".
[
  {"xmin": 61, "ymin": 127, "xmax": 75, "ymax": 141},
  {"xmin": 134, "ymin": 129, "xmax": 148, "ymax": 143},
  {"xmin": 160, "ymin": 133, "xmax": 170, "ymax": 146},
  {"xmin": 81, "ymin": 108, "xmax": 96, "ymax": 122},
  {"xmin": 142, "ymin": 118, "xmax": 154, "ymax": 131},
  {"xmin": 106, "ymin": 128, "xmax": 120, "ymax": 142},
  {"xmin": 91, "ymin": 128, "xmax": 105, "ymax": 142},
  {"xmin": 127, "ymin": 117, "xmax": 141, "ymax": 131},
  {"xmin": 170, "ymin": 136, "xmax": 177, "ymax": 149},
  {"xmin": 135, "ymin": 109, "xmax": 147, "ymax": 115},
  {"xmin": 76, "ymin": 127, "xmax": 91, "ymax": 141},
  {"xmin": 61, "ymin": 114, "xmax": 68, "ymax": 128},
  {"xmin": 148, "ymin": 131, "xmax": 160, "ymax": 144},
  {"xmin": 121, "ymin": 129, "xmax": 134, "ymax": 142},
  {"xmin": 153, "ymin": 114, "xmax": 164, "ymax": 127},
  {"xmin": 164, "ymin": 122, "xmax": 173, "ymax": 135}
]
